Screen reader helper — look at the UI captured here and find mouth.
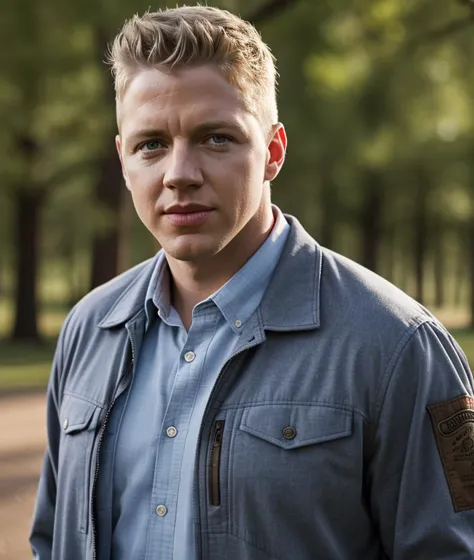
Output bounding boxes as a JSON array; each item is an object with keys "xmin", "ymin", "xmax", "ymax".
[{"xmin": 164, "ymin": 205, "xmax": 215, "ymax": 227}]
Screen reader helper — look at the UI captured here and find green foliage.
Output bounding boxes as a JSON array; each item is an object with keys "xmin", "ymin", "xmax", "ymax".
[{"xmin": 2, "ymin": 0, "xmax": 474, "ymax": 318}]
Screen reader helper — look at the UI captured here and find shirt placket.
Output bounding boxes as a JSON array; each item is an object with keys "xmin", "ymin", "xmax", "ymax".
[{"xmin": 144, "ymin": 306, "xmax": 218, "ymax": 559}]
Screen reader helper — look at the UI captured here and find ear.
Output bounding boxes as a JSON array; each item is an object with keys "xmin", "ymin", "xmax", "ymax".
[
  {"xmin": 116, "ymin": 135, "xmax": 131, "ymax": 191},
  {"xmin": 264, "ymin": 123, "xmax": 287, "ymax": 182}
]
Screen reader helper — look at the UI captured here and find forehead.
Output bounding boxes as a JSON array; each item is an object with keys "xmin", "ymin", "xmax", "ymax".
[{"xmin": 119, "ymin": 65, "xmax": 251, "ymax": 136}]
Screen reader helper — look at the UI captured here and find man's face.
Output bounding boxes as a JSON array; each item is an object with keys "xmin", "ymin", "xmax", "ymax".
[{"xmin": 116, "ymin": 64, "xmax": 286, "ymax": 263}]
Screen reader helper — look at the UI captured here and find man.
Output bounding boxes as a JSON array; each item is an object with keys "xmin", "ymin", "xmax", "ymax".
[{"xmin": 30, "ymin": 5, "xmax": 474, "ymax": 559}]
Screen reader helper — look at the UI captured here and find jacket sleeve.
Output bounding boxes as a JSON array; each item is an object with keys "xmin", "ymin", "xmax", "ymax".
[
  {"xmin": 369, "ymin": 320, "xmax": 474, "ymax": 559},
  {"xmin": 29, "ymin": 312, "xmax": 72, "ymax": 559}
]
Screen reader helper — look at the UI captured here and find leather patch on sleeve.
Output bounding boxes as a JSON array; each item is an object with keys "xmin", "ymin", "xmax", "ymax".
[{"xmin": 427, "ymin": 395, "xmax": 474, "ymax": 512}]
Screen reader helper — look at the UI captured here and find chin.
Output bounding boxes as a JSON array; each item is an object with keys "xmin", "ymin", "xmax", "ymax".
[{"xmin": 165, "ymin": 241, "xmax": 219, "ymax": 263}]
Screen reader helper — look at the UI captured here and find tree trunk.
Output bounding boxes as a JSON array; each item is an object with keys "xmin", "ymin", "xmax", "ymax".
[
  {"xmin": 90, "ymin": 154, "xmax": 124, "ymax": 289},
  {"xmin": 383, "ymin": 225, "xmax": 395, "ymax": 283},
  {"xmin": 90, "ymin": 28, "xmax": 124, "ymax": 290},
  {"xmin": 469, "ymin": 221, "xmax": 474, "ymax": 327},
  {"xmin": 360, "ymin": 170, "xmax": 382, "ymax": 273},
  {"xmin": 319, "ymin": 163, "xmax": 336, "ymax": 249},
  {"xmin": 433, "ymin": 229, "xmax": 445, "ymax": 308},
  {"xmin": 413, "ymin": 176, "xmax": 428, "ymax": 305},
  {"xmin": 454, "ymin": 230, "xmax": 466, "ymax": 308},
  {"xmin": 118, "ymin": 195, "xmax": 133, "ymax": 274},
  {"xmin": 11, "ymin": 188, "xmax": 43, "ymax": 341},
  {"xmin": 0, "ymin": 252, "xmax": 5, "ymax": 297}
]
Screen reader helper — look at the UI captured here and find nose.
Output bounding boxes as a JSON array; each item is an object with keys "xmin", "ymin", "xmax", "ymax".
[{"xmin": 163, "ymin": 142, "xmax": 203, "ymax": 190}]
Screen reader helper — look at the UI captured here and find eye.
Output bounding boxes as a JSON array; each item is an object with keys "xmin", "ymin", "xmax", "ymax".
[
  {"xmin": 206, "ymin": 134, "xmax": 233, "ymax": 146},
  {"xmin": 139, "ymin": 140, "xmax": 165, "ymax": 152}
]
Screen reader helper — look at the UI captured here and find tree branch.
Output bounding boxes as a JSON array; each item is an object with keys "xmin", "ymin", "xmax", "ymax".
[
  {"xmin": 246, "ymin": 0, "xmax": 474, "ymax": 52},
  {"xmin": 407, "ymin": 13, "xmax": 474, "ymax": 51},
  {"xmin": 246, "ymin": 0, "xmax": 296, "ymax": 26}
]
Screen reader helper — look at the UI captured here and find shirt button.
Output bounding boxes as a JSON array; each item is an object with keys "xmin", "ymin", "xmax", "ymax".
[
  {"xmin": 235, "ymin": 320, "xmax": 242, "ymax": 328},
  {"xmin": 63, "ymin": 418, "xmax": 69, "ymax": 431},
  {"xmin": 156, "ymin": 504, "xmax": 168, "ymax": 517},
  {"xmin": 184, "ymin": 351, "xmax": 195, "ymax": 362},
  {"xmin": 166, "ymin": 426, "xmax": 178, "ymax": 438},
  {"xmin": 282, "ymin": 426, "xmax": 297, "ymax": 440}
]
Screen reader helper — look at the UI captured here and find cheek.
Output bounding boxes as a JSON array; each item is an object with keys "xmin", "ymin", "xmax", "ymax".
[
  {"xmin": 222, "ymin": 148, "xmax": 265, "ymax": 191},
  {"xmin": 126, "ymin": 172, "xmax": 163, "ymax": 229},
  {"xmin": 127, "ymin": 165, "xmax": 161, "ymax": 202},
  {"xmin": 238, "ymin": 150, "xmax": 267, "ymax": 198},
  {"xmin": 244, "ymin": 143, "xmax": 268, "ymax": 182}
]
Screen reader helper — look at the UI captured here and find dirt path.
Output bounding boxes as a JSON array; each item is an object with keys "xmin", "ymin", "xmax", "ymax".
[{"xmin": 0, "ymin": 393, "xmax": 46, "ymax": 559}]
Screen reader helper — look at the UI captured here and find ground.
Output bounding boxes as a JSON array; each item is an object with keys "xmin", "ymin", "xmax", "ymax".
[{"xmin": 0, "ymin": 392, "xmax": 46, "ymax": 559}]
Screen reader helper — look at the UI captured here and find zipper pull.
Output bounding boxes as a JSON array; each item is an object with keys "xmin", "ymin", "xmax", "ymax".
[
  {"xmin": 210, "ymin": 420, "xmax": 225, "ymax": 506},
  {"xmin": 213, "ymin": 420, "xmax": 224, "ymax": 446}
]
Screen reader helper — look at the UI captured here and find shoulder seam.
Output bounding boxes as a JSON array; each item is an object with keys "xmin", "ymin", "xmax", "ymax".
[{"xmin": 374, "ymin": 316, "xmax": 429, "ymax": 425}]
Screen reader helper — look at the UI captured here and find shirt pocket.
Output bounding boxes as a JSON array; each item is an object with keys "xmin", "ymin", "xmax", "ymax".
[
  {"xmin": 227, "ymin": 404, "xmax": 356, "ymax": 558},
  {"xmin": 59, "ymin": 393, "xmax": 102, "ymax": 534}
]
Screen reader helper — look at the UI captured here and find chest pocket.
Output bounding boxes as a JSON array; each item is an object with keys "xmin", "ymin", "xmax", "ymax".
[
  {"xmin": 239, "ymin": 403, "xmax": 352, "ymax": 450},
  {"xmin": 59, "ymin": 393, "xmax": 102, "ymax": 534},
  {"xmin": 230, "ymin": 403, "xmax": 354, "ymax": 507},
  {"xmin": 226, "ymin": 404, "xmax": 355, "ymax": 559}
]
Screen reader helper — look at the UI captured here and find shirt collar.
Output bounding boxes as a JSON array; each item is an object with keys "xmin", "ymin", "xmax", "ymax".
[
  {"xmin": 144, "ymin": 251, "xmax": 172, "ymax": 330},
  {"xmin": 144, "ymin": 205, "xmax": 290, "ymax": 333},
  {"xmin": 209, "ymin": 205, "xmax": 290, "ymax": 333},
  {"xmin": 98, "ymin": 213, "xmax": 320, "ymax": 332}
]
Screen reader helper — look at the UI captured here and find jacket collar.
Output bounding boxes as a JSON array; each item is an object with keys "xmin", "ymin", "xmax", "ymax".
[
  {"xmin": 98, "ymin": 214, "xmax": 321, "ymax": 331},
  {"xmin": 259, "ymin": 214, "xmax": 321, "ymax": 331},
  {"xmin": 97, "ymin": 254, "xmax": 161, "ymax": 329}
]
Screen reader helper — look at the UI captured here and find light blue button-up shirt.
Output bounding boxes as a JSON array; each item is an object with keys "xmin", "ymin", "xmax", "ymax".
[{"xmin": 96, "ymin": 206, "xmax": 289, "ymax": 559}]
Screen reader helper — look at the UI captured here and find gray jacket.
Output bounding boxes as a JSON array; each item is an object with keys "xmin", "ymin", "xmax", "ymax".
[{"xmin": 30, "ymin": 215, "xmax": 474, "ymax": 559}]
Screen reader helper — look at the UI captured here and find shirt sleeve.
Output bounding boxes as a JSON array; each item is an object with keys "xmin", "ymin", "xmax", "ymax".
[{"xmin": 368, "ymin": 320, "xmax": 474, "ymax": 559}]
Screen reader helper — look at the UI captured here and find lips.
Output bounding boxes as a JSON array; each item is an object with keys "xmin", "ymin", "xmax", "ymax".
[
  {"xmin": 163, "ymin": 204, "xmax": 215, "ymax": 227},
  {"xmin": 164, "ymin": 203, "xmax": 214, "ymax": 214}
]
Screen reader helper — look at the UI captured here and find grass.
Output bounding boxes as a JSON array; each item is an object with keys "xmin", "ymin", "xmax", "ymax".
[
  {"xmin": 0, "ymin": 339, "xmax": 56, "ymax": 392},
  {"xmin": 1, "ymin": 304, "xmax": 474, "ymax": 394},
  {"xmin": 449, "ymin": 329, "xmax": 474, "ymax": 366},
  {"xmin": 0, "ymin": 299, "xmax": 64, "ymax": 393}
]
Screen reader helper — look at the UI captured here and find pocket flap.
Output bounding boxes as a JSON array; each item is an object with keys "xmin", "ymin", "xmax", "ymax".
[
  {"xmin": 60, "ymin": 394, "xmax": 101, "ymax": 435},
  {"xmin": 240, "ymin": 404, "xmax": 352, "ymax": 450}
]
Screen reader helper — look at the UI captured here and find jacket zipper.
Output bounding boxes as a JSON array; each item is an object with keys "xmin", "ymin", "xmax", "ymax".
[
  {"xmin": 209, "ymin": 420, "xmax": 225, "ymax": 506},
  {"xmin": 195, "ymin": 337, "xmax": 261, "ymax": 560},
  {"xmin": 91, "ymin": 333, "xmax": 136, "ymax": 560}
]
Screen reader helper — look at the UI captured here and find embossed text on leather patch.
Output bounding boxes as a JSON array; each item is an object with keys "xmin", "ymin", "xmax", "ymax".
[{"xmin": 427, "ymin": 395, "xmax": 474, "ymax": 512}]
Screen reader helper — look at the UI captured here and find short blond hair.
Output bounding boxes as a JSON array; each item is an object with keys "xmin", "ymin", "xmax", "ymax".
[{"xmin": 108, "ymin": 5, "xmax": 278, "ymax": 131}]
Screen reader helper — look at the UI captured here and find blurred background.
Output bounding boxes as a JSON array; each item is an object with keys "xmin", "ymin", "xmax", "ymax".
[{"xmin": 1, "ymin": 0, "xmax": 474, "ymax": 557}]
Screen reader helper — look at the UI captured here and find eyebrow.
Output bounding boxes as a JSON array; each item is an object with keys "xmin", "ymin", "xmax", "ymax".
[
  {"xmin": 192, "ymin": 120, "xmax": 247, "ymax": 136},
  {"xmin": 127, "ymin": 120, "xmax": 247, "ymax": 146}
]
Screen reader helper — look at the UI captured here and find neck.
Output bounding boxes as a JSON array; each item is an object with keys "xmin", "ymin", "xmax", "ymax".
[{"xmin": 167, "ymin": 204, "xmax": 275, "ymax": 330}]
